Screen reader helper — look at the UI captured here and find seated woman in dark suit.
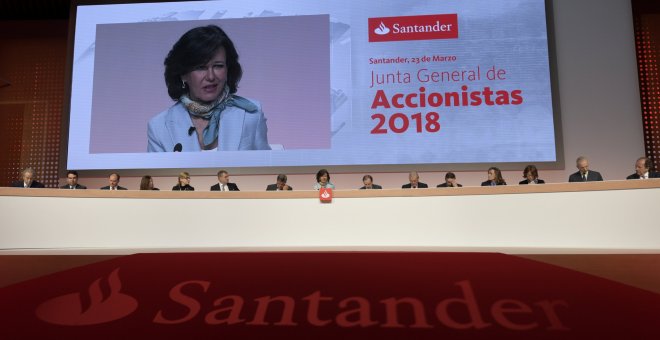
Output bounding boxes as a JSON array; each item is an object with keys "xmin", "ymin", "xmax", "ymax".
[
  {"xmin": 172, "ymin": 172, "xmax": 195, "ymax": 191},
  {"xmin": 519, "ymin": 165, "xmax": 545, "ymax": 185},
  {"xmin": 140, "ymin": 175, "xmax": 160, "ymax": 190},
  {"xmin": 481, "ymin": 167, "xmax": 507, "ymax": 186}
]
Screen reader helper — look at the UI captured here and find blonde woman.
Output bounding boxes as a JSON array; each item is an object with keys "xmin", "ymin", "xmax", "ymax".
[{"xmin": 172, "ymin": 172, "xmax": 195, "ymax": 191}]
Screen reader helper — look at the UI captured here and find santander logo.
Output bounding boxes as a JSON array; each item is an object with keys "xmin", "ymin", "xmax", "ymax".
[
  {"xmin": 369, "ymin": 14, "xmax": 458, "ymax": 42},
  {"xmin": 15, "ymin": 252, "xmax": 660, "ymax": 338},
  {"xmin": 319, "ymin": 188, "xmax": 332, "ymax": 202},
  {"xmin": 35, "ymin": 268, "xmax": 138, "ymax": 325},
  {"xmin": 374, "ymin": 22, "xmax": 391, "ymax": 35}
]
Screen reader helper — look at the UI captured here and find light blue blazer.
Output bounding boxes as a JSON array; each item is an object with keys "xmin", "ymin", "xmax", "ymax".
[{"xmin": 147, "ymin": 99, "xmax": 270, "ymax": 152}]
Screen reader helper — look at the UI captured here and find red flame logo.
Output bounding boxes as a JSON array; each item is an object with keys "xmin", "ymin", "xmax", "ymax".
[{"xmin": 35, "ymin": 268, "xmax": 138, "ymax": 325}]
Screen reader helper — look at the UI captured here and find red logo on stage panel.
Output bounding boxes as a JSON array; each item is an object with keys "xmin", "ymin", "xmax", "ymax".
[
  {"xmin": 35, "ymin": 268, "xmax": 138, "ymax": 325},
  {"xmin": 1, "ymin": 253, "xmax": 658, "ymax": 338},
  {"xmin": 369, "ymin": 14, "xmax": 458, "ymax": 42},
  {"xmin": 319, "ymin": 188, "xmax": 333, "ymax": 202}
]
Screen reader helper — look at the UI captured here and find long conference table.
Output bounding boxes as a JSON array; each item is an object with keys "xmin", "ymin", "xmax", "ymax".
[
  {"xmin": 2, "ymin": 180, "xmax": 660, "ymax": 254},
  {"xmin": 1, "ymin": 181, "xmax": 659, "ymax": 338}
]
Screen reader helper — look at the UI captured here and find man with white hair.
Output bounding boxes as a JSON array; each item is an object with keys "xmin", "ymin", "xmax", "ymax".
[
  {"xmin": 568, "ymin": 156, "xmax": 604, "ymax": 182},
  {"xmin": 11, "ymin": 168, "xmax": 45, "ymax": 188}
]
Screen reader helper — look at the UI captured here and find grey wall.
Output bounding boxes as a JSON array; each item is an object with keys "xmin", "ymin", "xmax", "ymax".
[{"xmin": 551, "ymin": 0, "xmax": 643, "ymax": 181}]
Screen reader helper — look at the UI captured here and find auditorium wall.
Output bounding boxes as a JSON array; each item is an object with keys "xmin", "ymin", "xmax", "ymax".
[{"xmin": 0, "ymin": 0, "xmax": 647, "ymax": 190}]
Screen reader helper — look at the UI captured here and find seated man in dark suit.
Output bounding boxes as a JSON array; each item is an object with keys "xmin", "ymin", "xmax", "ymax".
[
  {"xmin": 60, "ymin": 170, "xmax": 87, "ymax": 189},
  {"xmin": 360, "ymin": 174, "xmax": 382, "ymax": 189},
  {"xmin": 266, "ymin": 174, "xmax": 292, "ymax": 191},
  {"xmin": 11, "ymin": 167, "xmax": 45, "ymax": 188},
  {"xmin": 626, "ymin": 157, "xmax": 660, "ymax": 180},
  {"xmin": 100, "ymin": 173, "xmax": 128, "ymax": 190},
  {"xmin": 211, "ymin": 169, "xmax": 239, "ymax": 191},
  {"xmin": 402, "ymin": 171, "xmax": 428, "ymax": 189},
  {"xmin": 437, "ymin": 172, "xmax": 463, "ymax": 187},
  {"xmin": 568, "ymin": 156, "xmax": 604, "ymax": 182}
]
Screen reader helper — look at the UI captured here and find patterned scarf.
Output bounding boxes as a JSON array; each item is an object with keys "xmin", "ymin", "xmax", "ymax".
[
  {"xmin": 180, "ymin": 86, "xmax": 260, "ymax": 148},
  {"xmin": 180, "ymin": 85, "xmax": 231, "ymax": 148}
]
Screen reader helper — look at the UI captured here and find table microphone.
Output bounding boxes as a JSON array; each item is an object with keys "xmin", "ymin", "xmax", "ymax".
[{"xmin": 173, "ymin": 143, "xmax": 183, "ymax": 152}]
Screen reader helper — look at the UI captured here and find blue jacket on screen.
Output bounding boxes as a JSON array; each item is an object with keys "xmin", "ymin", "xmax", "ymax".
[{"xmin": 147, "ymin": 98, "xmax": 270, "ymax": 152}]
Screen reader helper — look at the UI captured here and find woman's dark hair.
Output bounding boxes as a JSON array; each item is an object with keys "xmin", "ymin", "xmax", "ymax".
[
  {"xmin": 164, "ymin": 25, "xmax": 243, "ymax": 100},
  {"xmin": 488, "ymin": 167, "xmax": 506, "ymax": 185},
  {"xmin": 316, "ymin": 169, "xmax": 330, "ymax": 182},
  {"xmin": 140, "ymin": 175, "xmax": 153, "ymax": 190},
  {"xmin": 523, "ymin": 165, "xmax": 538, "ymax": 179},
  {"xmin": 444, "ymin": 172, "xmax": 456, "ymax": 180}
]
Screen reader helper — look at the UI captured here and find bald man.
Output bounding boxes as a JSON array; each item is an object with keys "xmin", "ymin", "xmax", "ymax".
[
  {"xmin": 100, "ymin": 173, "xmax": 128, "ymax": 190},
  {"xmin": 626, "ymin": 157, "xmax": 660, "ymax": 180},
  {"xmin": 402, "ymin": 171, "xmax": 428, "ymax": 189}
]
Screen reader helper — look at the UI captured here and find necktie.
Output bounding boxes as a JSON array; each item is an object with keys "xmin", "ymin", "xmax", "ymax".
[{"xmin": 582, "ymin": 174, "xmax": 586, "ymax": 181}]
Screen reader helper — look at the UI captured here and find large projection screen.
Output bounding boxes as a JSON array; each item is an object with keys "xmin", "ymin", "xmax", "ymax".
[{"xmin": 66, "ymin": 0, "xmax": 561, "ymax": 173}]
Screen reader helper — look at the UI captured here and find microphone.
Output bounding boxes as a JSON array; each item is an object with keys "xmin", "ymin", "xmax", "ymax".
[
  {"xmin": 173, "ymin": 143, "xmax": 183, "ymax": 152},
  {"xmin": 188, "ymin": 126, "xmax": 195, "ymax": 136}
]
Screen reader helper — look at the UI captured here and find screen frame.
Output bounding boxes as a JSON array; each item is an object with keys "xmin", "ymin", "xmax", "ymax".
[{"xmin": 60, "ymin": 0, "xmax": 564, "ymax": 177}]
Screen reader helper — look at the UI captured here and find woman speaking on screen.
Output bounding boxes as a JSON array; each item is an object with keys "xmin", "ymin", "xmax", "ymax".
[{"xmin": 148, "ymin": 25, "xmax": 270, "ymax": 152}]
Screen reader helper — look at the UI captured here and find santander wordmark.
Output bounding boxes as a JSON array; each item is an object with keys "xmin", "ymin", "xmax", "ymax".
[
  {"xmin": 369, "ymin": 14, "xmax": 458, "ymax": 42},
  {"xmin": 2, "ymin": 253, "xmax": 658, "ymax": 339}
]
